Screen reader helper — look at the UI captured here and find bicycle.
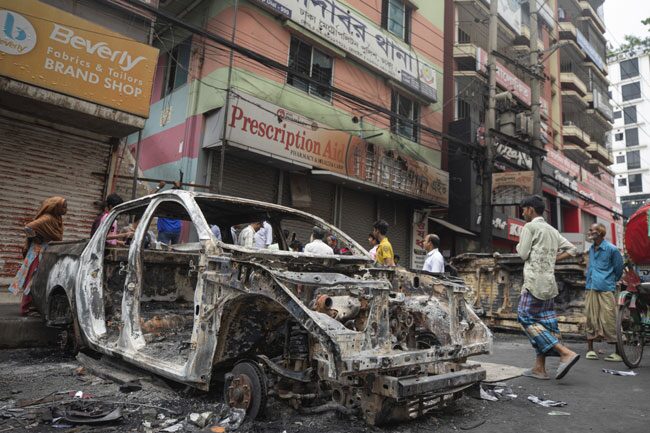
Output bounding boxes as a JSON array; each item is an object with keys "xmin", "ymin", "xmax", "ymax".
[{"xmin": 616, "ymin": 265, "xmax": 650, "ymax": 368}]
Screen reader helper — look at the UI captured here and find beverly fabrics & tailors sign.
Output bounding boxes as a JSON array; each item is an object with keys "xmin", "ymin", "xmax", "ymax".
[{"xmin": 0, "ymin": 0, "xmax": 158, "ymax": 117}]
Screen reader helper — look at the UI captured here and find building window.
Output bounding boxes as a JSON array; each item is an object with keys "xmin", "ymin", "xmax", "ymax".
[
  {"xmin": 620, "ymin": 58, "xmax": 640, "ymax": 80},
  {"xmin": 618, "ymin": 177, "xmax": 627, "ymax": 187},
  {"xmin": 622, "ymin": 82, "xmax": 641, "ymax": 101},
  {"xmin": 287, "ymin": 37, "xmax": 333, "ymax": 100},
  {"xmin": 615, "ymin": 132, "xmax": 624, "ymax": 141},
  {"xmin": 616, "ymin": 155, "xmax": 625, "ymax": 164},
  {"xmin": 625, "ymin": 128, "xmax": 639, "ymax": 146},
  {"xmin": 614, "ymin": 111, "xmax": 622, "ymax": 119},
  {"xmin": 163, "ymin": 38, "xmax": 191, "ymax": 96},
  {"xmin": 629, "ymin": 174, "xmax": 643, "ymax": 193},
  {"xmin": 382, "ymin": 0, "xmax": 411, "ymax": 42},
  {"xmin": 624, "ymin": 106, "xmax": 637, "ymax": 124},
  {"xmin": 627, "ymin": 150, "xmax": 641, "ymax": 170},
  {"xmin": 391, "ymin": 91, "xmax": 419, "ymax": 141},
  {"xmin": 457, "ymin": 99, "xmax": 471, "ymax": 120}
]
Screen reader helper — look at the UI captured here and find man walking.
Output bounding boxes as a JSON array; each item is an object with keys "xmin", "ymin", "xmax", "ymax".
[
  {"xmin": 373, "ymin": 220, "xmax": 395, "ymax": 266},
  {"xmin": 516, "ymin": 195, "xmax": 580, "ymax": 380},
  {"xmin": 585, "ymin": 223, "xmax": 624, "ymax": 361},
  {"xmin": 423, "ymin": 234, "xmax": 445, "ymax": 273}
]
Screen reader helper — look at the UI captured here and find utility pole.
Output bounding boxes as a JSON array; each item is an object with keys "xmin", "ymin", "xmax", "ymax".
[
  {"xmin": 480, "ymin": 0, "xmax": 499, "ymax": 252},
  {"xmin": 529, "ymin": 0, "xmax": 543, "ymax": 194}
]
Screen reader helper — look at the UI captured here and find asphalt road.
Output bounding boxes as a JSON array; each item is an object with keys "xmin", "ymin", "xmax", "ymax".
[{"xmin": 0, "ymin": 333, "xmax": 648, "ymax": 433}]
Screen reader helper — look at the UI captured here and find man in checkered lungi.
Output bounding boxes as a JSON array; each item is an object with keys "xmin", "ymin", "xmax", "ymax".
[{"xmin": 516, "ymin": 195, "xmax": 581, "ymax": 380}]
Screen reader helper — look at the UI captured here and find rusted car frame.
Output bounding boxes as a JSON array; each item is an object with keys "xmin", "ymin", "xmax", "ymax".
[{"xmin": 31, "ymin": 190, "xmax": 492, "ymax": 424}]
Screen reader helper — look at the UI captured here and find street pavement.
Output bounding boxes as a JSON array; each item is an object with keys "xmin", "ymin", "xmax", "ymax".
[{"xmin": 0, "ymin": 333, "xmax": 647, "ymax": 432}]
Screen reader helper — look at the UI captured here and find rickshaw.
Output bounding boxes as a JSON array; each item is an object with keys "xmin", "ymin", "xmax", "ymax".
[{"xmin": 617, "ymin": 202, "xmax": 650, "ymax": 368}]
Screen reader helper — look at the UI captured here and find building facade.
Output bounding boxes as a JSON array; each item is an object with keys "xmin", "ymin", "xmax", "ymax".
[
  {"xmin": 444, "ymin": 0, "xmax": 622, "ymax": 254},
  {"xmin": 129, "ymin": 0, "xmax": 449, "ymax": 267},
  {"xmin": 0, "ymin": 0, "xmax": 158, "ymax": 291},
  {"xmin": 608, "ymin": 49, "xmax": 650, "ymax": 218}
]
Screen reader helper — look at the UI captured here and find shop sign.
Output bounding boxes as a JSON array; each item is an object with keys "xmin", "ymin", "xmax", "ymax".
[
  {"xmin": 485, "ymin": 0, "xmax": 522, "ymax": 34},
  {"xmin": 576, "ymin": 29, "xmax": 605, "ymax": 71},
  {"xmin": 492, "ymin": 171, "xmax": 535, "ymax": 205},
  {"xmin": 545, "ymin": 149, "xmax": 581, "ymax": 178},
  {"xmin": 507, "ymin": 218, "xmax": 525, "ymax": 241},
  {"xmin": 495, "ymin": 141, "xmax": 533, "ymax": 169},
  {"xmin": 251, "ymin": 0, "xmax": 437, "ymax": 101},
  {"xmin": 593, "ymin": 88, "xmax": 614, "ymax": 121},
  {"xmin": 411, "ymin": 210, "xmax": 428, "ymax": 270},
  {"xmin": 476, "ymin": 47, "xmax": 531, "ymax": 106},
  {"xmin": 475, "ymin": 211, "xmax": 509, "ymax": 239},
  {"xmin": 210, "ymin": 91, "xmax": 449, "ymax": 205},
  {"xmin": 0, "ymin": 0, "xmax": 158, "ymax": 117}
]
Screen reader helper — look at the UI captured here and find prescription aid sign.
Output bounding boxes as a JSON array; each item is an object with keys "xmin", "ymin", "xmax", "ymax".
[{"xmin": 0, "ymin": 0, "xmax": 158, "ymax": 117}]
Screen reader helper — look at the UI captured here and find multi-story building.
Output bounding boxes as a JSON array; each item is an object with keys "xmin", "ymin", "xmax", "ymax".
[
  {"xmin": 608, "ymin": 48, "xmax": 650, "ymax": 217},
  {"xmin": 445, "ymin": 0, "xmax": 622, "ymax": 254},
  {"xmin": 127, "ymin": 0, "xmax": 449, "ymax": 267}
]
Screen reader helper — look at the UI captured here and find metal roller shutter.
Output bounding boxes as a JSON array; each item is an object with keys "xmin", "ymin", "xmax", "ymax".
[
  {"xmin": 306, "ymin": 177, "xmax": 335, "ymax": 223},
  {"xmin": 0, "ymin": 115, "xmax": 111, "ymax": 285},
  {"xmin": 340, "ymin": 187, "xmax": 376, "ymax": 249},
  {"xmin": 210, "ymin": 152, "xmax": 278, "ymax": 203}
]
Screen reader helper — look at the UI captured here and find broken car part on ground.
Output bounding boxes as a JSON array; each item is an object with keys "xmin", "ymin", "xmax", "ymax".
[{"xmin": 29, "ymin": 190, "xmax": 492, "ymax": 425}]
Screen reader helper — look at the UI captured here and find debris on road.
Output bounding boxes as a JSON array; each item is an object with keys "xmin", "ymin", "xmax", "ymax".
[
  {"xmin": 548, "ymin": 411, "xmax": 571, "ymax": 416},
  {"xmin": 602, "ymin": 369, "xmax": 638, "ymax": 376},
  {"xmin": 119, "ymin": 379, "xmax": 143, "ymax": 393},
  {"xmin": 459, "ymin": 419, "xmax": 487, "ymax": 430},
  {"xmin": 52, "ymin": 400, "xmax": 122, "ymax": 425},
  {"xmin": 478, "ymin": 383, "xmax": 518, "ymax": 401},
  {"xmin": 527, "ymin": 395, "xmax": 568, "ymax": 407}
]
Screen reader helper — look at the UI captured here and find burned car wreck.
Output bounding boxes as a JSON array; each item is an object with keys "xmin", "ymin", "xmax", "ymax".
[{"xmin": 30, "ymin": 190, "xmax": 492, "ymax": 425}]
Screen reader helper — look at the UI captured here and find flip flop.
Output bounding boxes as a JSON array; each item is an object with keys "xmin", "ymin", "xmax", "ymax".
[
  {"xmin": 604, "ymin": 353, "xmax": 623, "ymax": 362},
  {"xmin": 522, "ymin": 368, "xmax": 550, "ymax": 380},
  {"xmin": 586, "ymin": 351, "xmax": 598, "ymax": 360},
  {"xmin": 556, "ymin": 354, "xmax": 580, "ymax": 380}
]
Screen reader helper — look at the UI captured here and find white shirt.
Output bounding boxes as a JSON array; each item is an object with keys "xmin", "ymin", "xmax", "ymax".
[
  {"xmin": 423, "ymin": 248, "xmax": 445, "ymax": 273},
  {"xmin": 369, "ymin": 245, "xmax": 378, "ymax": 260},
  {"xmin": 304, "ymin": 239, "xmax": 334, "ymax": 255},
  {"xmin": 238, "ymin": 225, "xmax": 256, "ymax": 248},
  {"xmin": 254, "ymin": 221, "xmax": 273, "ymax": 249}
]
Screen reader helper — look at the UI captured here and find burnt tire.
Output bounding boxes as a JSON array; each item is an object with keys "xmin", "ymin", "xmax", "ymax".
[{"xmin": 224, "ymin": 361, "xmax": 268, "ymax": 420}]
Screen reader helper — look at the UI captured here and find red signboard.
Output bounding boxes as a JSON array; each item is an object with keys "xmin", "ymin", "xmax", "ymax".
[
  {"xmin": 476, "ymin": 47, "xmax": 531, "ymax": 106},
  {"xmin": 507, "ymin": 218, "xmax": 526, "ymax": 241}
]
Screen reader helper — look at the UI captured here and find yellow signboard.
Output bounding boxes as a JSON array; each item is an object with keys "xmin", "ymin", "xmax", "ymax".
[{"xmin": 0, "ymin": 0, "xmax": 158, "ymax": 118}]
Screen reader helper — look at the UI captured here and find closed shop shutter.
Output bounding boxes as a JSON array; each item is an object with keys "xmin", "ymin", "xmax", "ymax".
[
  {"xmin": 210, "ymin": 151, "xmax": 278, "ymax": 203},
  {"xmin": 307, "ymin": 177, "xmax": 335, "ymax": 223},
  {"xmin": 0, "ymin": 115, "xmax": 111, "ymax": 284},
  {"xmin": 340, "ymin": 187, "xmax": 376, "ymax": 249},
  {"xmin": 378, "ymin": 198, "xmax": 411, "ymax": 264}
]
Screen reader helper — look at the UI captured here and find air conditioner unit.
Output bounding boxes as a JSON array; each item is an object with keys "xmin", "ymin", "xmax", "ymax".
[{"xmin": 515, "ymin": 112, "xmax": 532, "ymax": 136}]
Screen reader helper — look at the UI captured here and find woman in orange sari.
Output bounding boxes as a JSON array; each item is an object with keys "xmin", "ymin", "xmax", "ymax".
[{"xmin": 9, "ymin": 196, "xmax": 67, "ymax": 316}]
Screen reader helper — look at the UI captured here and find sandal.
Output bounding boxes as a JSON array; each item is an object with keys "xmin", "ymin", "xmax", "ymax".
[
  {"xmin": 522, "ymin": 368, "xmax": 550, "ymax": 380},
  {"xmin": 604, "ymin": 353, "xmax": 623, "ymax": 362},
  {"xmin": 556, "ymin": 353, "xmax": 580, "ymax": 380},
  {"xmin": 586, "ymin": 351, "xmax": 598, "ymax": 360}
]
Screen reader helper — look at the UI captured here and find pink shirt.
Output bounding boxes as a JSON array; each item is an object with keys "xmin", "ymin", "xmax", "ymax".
[{"xmin": 100, "ymin": 211, "xmax": 118, "ymax": 246}]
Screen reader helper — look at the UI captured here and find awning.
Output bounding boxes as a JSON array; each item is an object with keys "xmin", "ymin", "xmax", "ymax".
[{"xmin": 429, "ymin": 217, "xmax": 476, "ymax": 236}]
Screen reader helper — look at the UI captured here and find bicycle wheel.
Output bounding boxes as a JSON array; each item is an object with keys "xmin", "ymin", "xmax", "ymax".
[{"xmin": 616, "ymin": 303, "xmax": 644, "ymax": 368}]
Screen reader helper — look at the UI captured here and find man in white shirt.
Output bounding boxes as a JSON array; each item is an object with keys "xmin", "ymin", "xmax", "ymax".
[
  {"xmin": 303, "ymin": 226, "xmax": 334, "ymax": 255},
  {"xmin": 238, "ymin": 221, "xmax": 262, "ymax": 249},
  {"xmin": 254, "ymin": 221, "xmax": 273, "ymax": 249},
  {"xmin": 422, "ymin": 234, "xmax": 445, "ymax": 273}
]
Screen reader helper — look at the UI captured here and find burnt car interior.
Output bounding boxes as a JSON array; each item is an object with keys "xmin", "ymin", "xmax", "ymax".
[{"xmin": 102, "ymin": 201, "xmax": 197, "ymax": 365}]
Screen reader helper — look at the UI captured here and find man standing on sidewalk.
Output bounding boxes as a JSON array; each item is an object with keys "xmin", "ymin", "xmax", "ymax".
[
  {"xmin": 516, "ymin": 195, "xmax": 581, "ymax": 380},
  {"xmin": 372, "ymin": 220, "xmax": 395, "ymax": 267},
  {"xmin": 584, "ymin": 223, "xmax": 624, "ymax": 362}
]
